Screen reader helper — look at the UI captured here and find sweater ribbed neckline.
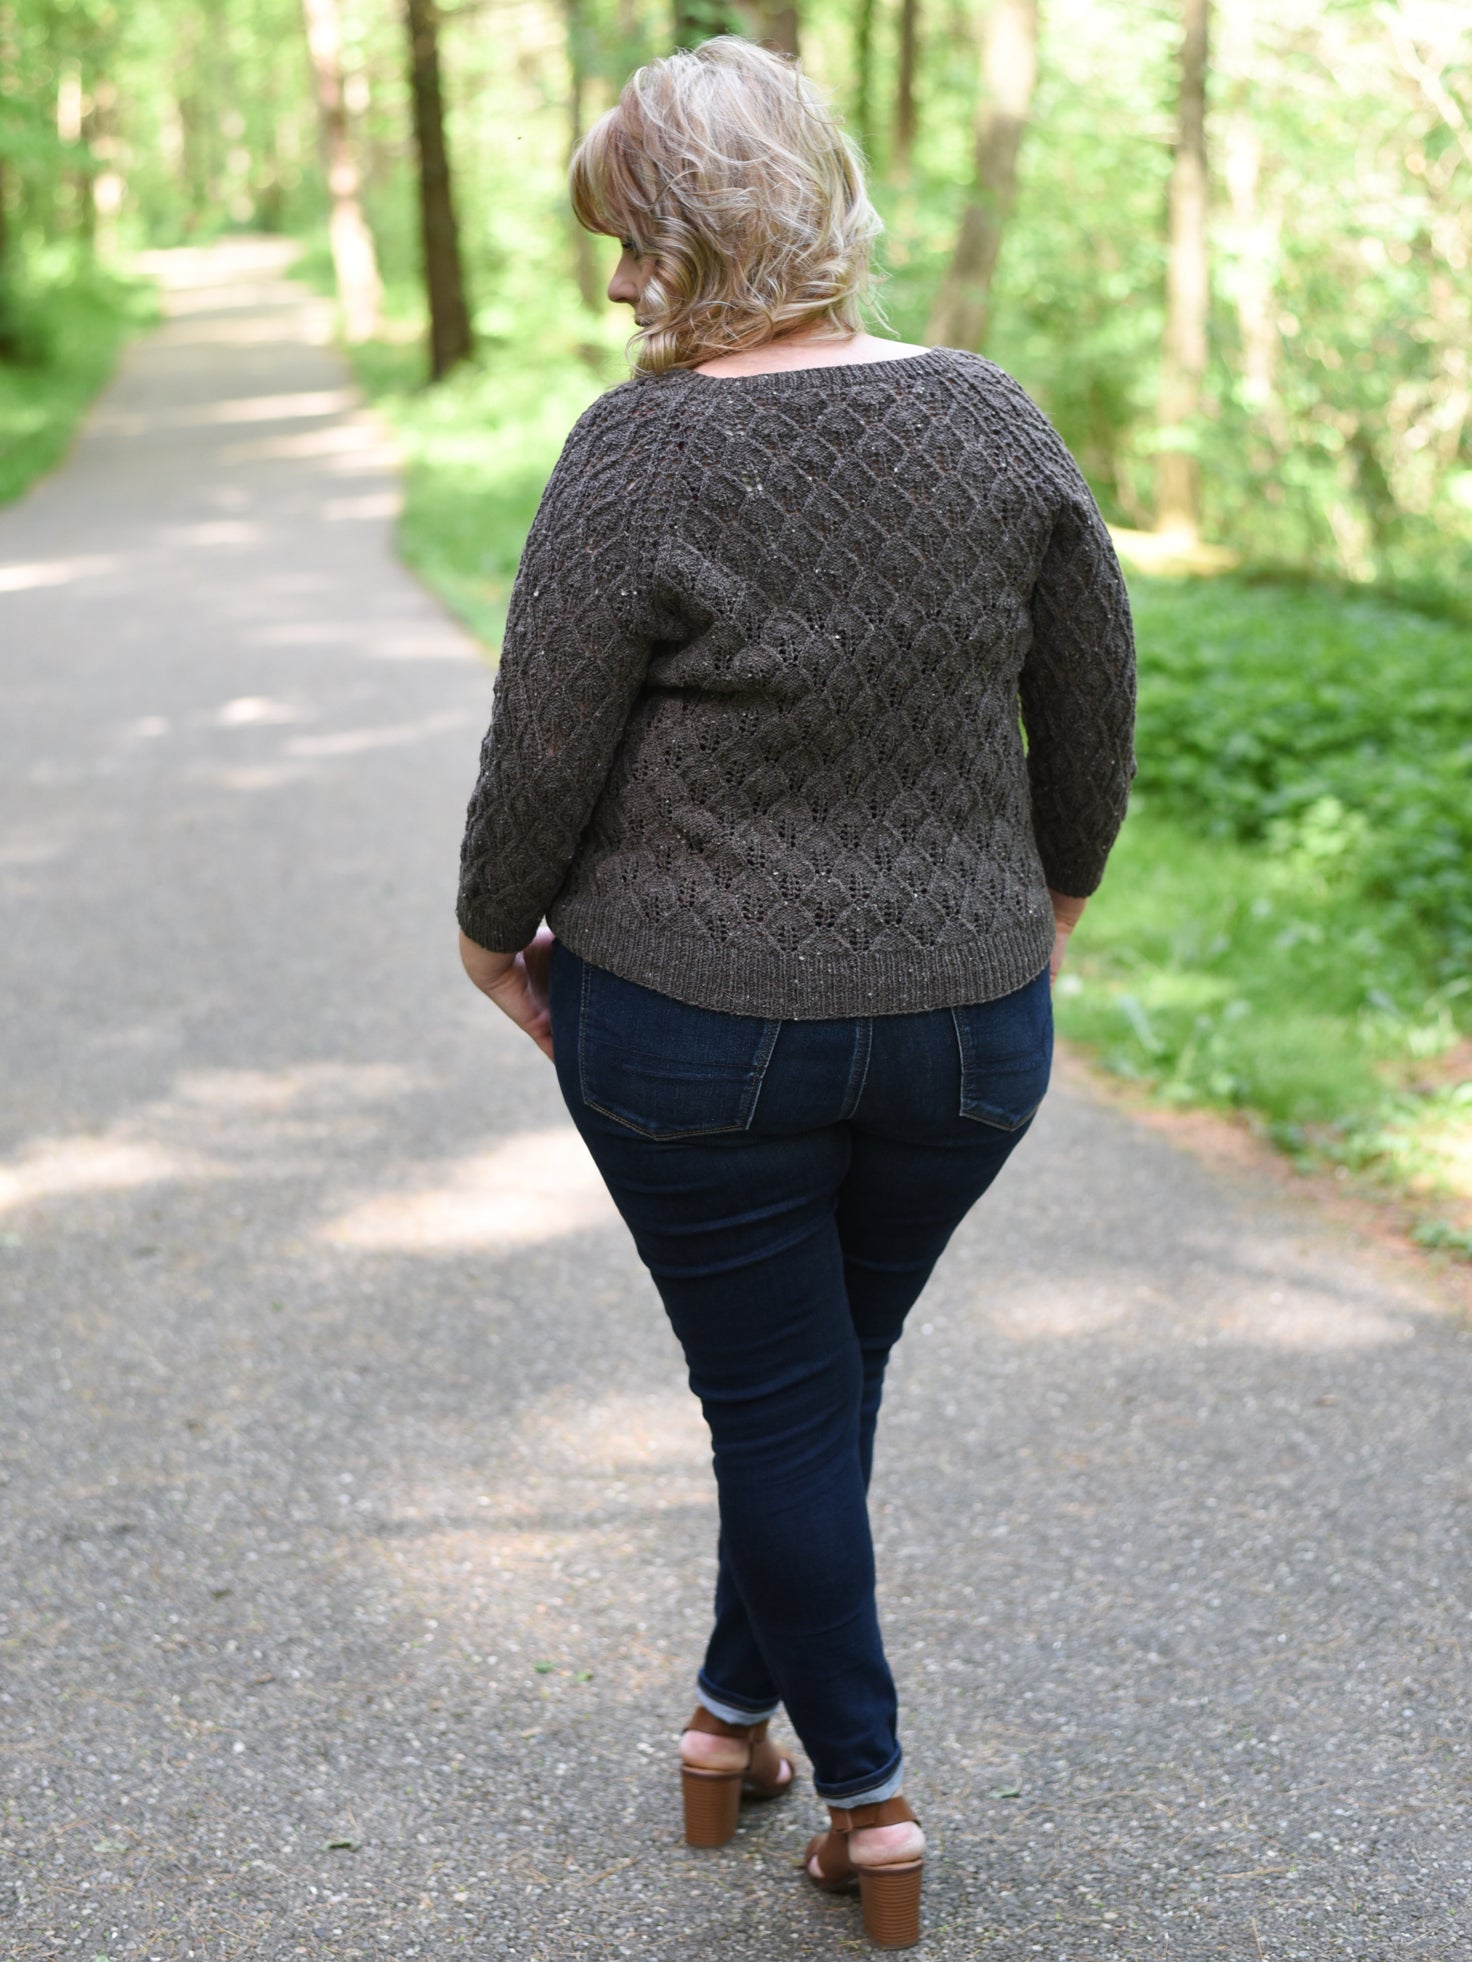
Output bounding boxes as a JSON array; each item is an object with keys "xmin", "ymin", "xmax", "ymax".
[{"xmin": 667, "ymin": 345, "xmax": 952, "ymax": 393}]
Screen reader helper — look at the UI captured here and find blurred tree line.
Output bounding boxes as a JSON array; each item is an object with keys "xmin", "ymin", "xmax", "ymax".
[{"xmin": 1, "ymin": 0, "xmax": 1469, "ymax": 598}]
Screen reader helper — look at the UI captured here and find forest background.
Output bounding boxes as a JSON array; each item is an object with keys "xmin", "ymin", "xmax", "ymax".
[{"xmin": 2, "ymin": 0, "xmax": 1470, "ymax": 1257}]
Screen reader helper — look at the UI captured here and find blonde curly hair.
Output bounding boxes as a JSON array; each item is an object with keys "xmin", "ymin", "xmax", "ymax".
[{"xmin": 570, "ymin": 36, "xmax": 884, "ymax": 375}]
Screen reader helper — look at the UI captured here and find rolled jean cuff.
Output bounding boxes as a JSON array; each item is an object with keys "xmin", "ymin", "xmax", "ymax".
[
  {"xmin": 814, "ymin": 1746, "xmax": 904, "ymax": 1809},
  {"xmin": 695, "ymin": 1673, "xmax": 780, "ymax": 1727}
]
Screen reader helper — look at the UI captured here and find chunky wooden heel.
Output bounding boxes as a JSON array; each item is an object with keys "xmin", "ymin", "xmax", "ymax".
[
  {"xmin": 681, "ymin": 1764, "xmax": 743, "ymax": 1846},
  {"xmin": 804, "ymin": 1794, "xmax": 924, "ymax": 1948},
  {"xmin": 858, "ymin": 1857, "xmax": 924, "ymax": 1948},
  {"xmin": 679, "ymin": 1705, "xmax": 794, "ymax": 1846}
]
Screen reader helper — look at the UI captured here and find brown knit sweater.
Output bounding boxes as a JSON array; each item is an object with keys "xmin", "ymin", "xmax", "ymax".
[{"xmin": 456, "ymin": 347, "xmax": 1136, "ymax": 1018}]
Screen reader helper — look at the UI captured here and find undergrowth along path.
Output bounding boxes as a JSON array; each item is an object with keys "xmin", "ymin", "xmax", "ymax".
[{"xmin": 1, "ymin": 240, "xmax": 1468, "ymax": 1962}]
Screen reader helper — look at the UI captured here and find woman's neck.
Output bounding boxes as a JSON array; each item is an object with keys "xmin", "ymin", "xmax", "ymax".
[{"xmin": 692, "ymin": 329, "xmax": 929, "ymax": 379}]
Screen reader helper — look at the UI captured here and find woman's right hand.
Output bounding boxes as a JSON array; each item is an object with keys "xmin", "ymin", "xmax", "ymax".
[
  {"xmin": 459, "ymin": 925, "xmax": 557, "ymax": 1059},
  {"xmin": 1048, "ymin": 889, "xmax": 1088, "ymax": 986}
]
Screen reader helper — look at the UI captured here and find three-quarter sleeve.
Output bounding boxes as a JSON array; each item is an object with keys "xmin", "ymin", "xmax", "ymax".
[
  {"xmin": 1018, "ymin": 461, "xmax": 1137, "ymax": 897},
  {"xmin": 456, "ymin": 389, "xmax": 664, "ymax": 952}
]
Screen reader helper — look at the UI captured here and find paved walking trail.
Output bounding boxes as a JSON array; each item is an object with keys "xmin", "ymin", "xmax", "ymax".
[{"xmin": 2, "ymin": 242, "xmax": 1467, "ymax": 1962}]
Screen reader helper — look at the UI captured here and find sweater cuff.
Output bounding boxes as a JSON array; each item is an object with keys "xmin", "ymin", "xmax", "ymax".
[
  {"xmin": 1034, "ymin": 842, "xmax": 1108, "ymax": 898},
  {"xmin": 455, "ymin": 893, "xmax": 540, "ymax": 955}
]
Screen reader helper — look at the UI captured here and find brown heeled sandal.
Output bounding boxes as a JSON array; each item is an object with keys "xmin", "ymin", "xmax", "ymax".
[
  {"xmin": 679, "ymin": 1704, "xmax": 795, "ymax": 1847},
  {"xmin": 804, "ymin": 1795, "xmax": 924, "ymax": 1949}
]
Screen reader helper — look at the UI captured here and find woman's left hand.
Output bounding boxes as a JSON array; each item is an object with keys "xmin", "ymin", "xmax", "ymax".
[
  {"xmin": 459, "ymin": 927, "xmax": 556, "ymax": 1060},
  {"xmin": 1047, "ymin": 889, "xmax": 1088, "ymax": 987}
]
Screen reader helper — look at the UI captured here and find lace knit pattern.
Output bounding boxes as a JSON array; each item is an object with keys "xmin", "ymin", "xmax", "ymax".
[{"xmin": 457, "ymin": 347, "xmax": 1136, "ymax": 1019}]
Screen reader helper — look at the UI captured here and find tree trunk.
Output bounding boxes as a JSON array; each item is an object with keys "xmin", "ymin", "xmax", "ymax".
[
  {"xmin": 564, "ymin": 0, "xmax": 602, "ymax": 314},
  {"xmin": 404, "ymin": 0, "xmax": 473, "ymax": 379},
  {"xmin": 1222, "ymin": 80, "xmax": 1284, "ymax": 453},
  {"xmin": 57, "ymin": 56, "xmax": 95, "ymax": 249},
  {"xmin": 893, "ymin": 0, "xmax": 920, "ymax": 178},
  {"xmin": 301, "ymin": 0, "xmax": 381, "ymax": 345},
  {"xmin": 0, "ymin": 151, "xmax": 16, "ymax": 364},
  {"xmin": 1156, "ymin": 0, "xmax": 1210, "ymax": 538},
  {"xmin": 732, "ymin": 2, "xmax": 798, "ymax": 54},
  {"xmin": 0, "ymin": 2, "xmax": 11, "ymax": 314},
  {"xmin": 853, "ymin": 0, "xmax": 877, "ymax": 163},
  {"xmin": 926, "ymin": 0, "xmax": 1037, "ymax": 350}
]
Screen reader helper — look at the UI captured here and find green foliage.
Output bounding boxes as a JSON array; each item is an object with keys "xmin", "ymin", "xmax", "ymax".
[
  {"xmin": 1127, "ymin": 574, "xmax": 1472, "ymax": 972},
  {"xmin": 1053, "ymin": 801, "xmax": 1459, "ymax": 1126},
  {"xmin": 1054, "ymin": 571, "xmax": 1470, "ymax": 1221},
  {"xmin": 0, "ymin": 250, "xmax": 157, "ymax": 505}
]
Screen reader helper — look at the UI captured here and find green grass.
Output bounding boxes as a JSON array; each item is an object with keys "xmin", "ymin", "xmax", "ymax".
[
  {"xmin": 328, "ymin": 298, "xmax": 1471, "ymax": 1244},
  {"xmin": 1058, "ymin": 575, "xmax": 1471, "ymax": 1237},
  {"xmin": 0, "ymin": 251, "xmax": 159, "ymax": 505},
  {"xmin": 1053, "ymin": 803, "xmax": 1466, "ymax": 1142}
]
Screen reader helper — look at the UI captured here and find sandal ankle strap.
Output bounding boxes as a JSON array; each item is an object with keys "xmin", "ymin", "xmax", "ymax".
[
  {"xmin": 687, "ymin": 1704, "xmax": 769, "ymax": 1743},
  {"xmin": 827, "ymin": 1794, "xmax": 916, "ymax": 1833}
]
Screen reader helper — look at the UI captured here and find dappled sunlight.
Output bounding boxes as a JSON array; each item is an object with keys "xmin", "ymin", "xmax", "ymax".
[
  {"xmin": 1109, "ymin": 525, "xmax": 1239, "ymax": 576},
  {"xmin": 173, "ymin": 1062, "xmax": 415, "ymax": 1113},
  {"xmin": 217, "ymin": 421, "xmax": 394, "ymax": 469},
  {"xmin": 320, "ymin": 491, "xmax": 401, "ymax": 522},
  {"xmin": 972, "ymin": 1224, "xmax": 1419, "ymax": 1351},
  {"xmin": 199, "ymin": 388, "xmax": 357, "ymax": 425},
  {"xmin": 1212, "ymin": 1286, "xmax": 1413, "ymax": 1350},
  {"xmin": 244, "ymin": 616, "xmax": 479, "ymax": 662},
  {"xmin": 360, "ymin": 1388, "xmax": 714, "ymax": 1672},
  {"xmin": 986, "ymin": 1279, "xmax": 1143, "ymax": 1341},
  {"xmin": 537, "ymin": 1389, "xmax": 711, "ymax": 1481},
  {"xmin": 248, "ymin": 620, "xmax": 345, "ymax": 648},
  {"xmin": 154, "ymin": 519, "xmax": 265, "ymax": 549},
  {"xmin": 215, "ymin": 695, "xmax": 299, "ymax": 727},
  {"xmin": 323, "ymin": 1124, "xmax": 618, "ymax": 1253},
  {"xmin": 367, "ymin": 626, "xmax": 481, "ymax": 664},
  {"xmin": 183, "ymin": 759, "xmax": 312, "ymax": 793},
  {"xmin": 1438, "ymin": 1126, "xmax": 1472, "ymax": 1194},
  {"xmin": 0, "ymin": 1064, "xmax": 421, "ymax": 1222},
  {"xmin": 149, "ymin": 307, "xmax": 337, "ymax": 350},
  {"xmin": 169, "ymin": 703, "xmax": 474, "ymax": 790},
  {"xmin": 0, "ymin": 1136, "xmax": 217, "ymax": 1217},
  {"xmin": 95, "ymin": 391, "xmax": 357, "ymax": 437},
  {"xmin": 136, "ymin": 237, "xmax": 303, "ymax": 289},
  {"xmin": 284, "ymin": 708, "xmax": 472, "ymax": 759},
  {"xmin": 0, "ymin": 825, "xmax": 68, "ymax": 871},
  {"xmin": 0, "ymin": 553, "xmax": 121, "ymax": 593}
]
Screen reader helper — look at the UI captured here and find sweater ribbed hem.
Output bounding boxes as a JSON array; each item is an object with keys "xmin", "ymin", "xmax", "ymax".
[{"xmin": 546, "ymin": 901, "xmax": 1056, "ymax": 1020}]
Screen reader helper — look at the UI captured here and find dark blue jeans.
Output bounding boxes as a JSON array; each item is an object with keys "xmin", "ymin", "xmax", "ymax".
[{"xmin": 548, "ymin": 941, "xmax": 1052, "ymax": 1803}]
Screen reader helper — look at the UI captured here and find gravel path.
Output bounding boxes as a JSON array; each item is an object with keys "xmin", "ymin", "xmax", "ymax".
[{"xmin": 2, "ymin": 241, "xmax": 1467, "ymax": 1962}]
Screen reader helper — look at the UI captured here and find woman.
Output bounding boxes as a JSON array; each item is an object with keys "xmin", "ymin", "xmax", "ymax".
[{"xmin": 457, "ymin": 36, "xmax": 1134, "ymax": 1950}]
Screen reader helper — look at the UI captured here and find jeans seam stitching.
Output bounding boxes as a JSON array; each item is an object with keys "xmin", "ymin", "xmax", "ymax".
[
  {"xmin": 949, "ymin": 1005, "xmax": 967, "ymax": 1120},
  {"xmin": 836, "ymin": 1019, "xmax": 873, "ymax": 1122},
  {"xmin": 581, "ymin": 1099, "xmax": 751, "ymax": 1141},
  {"xmin": 577, "ymin": 957, "xmax": 593, "ymax": 1113},
  {"xmin": 744, "ymin": 1018, "xmax": 782, "ymax": 1128}
]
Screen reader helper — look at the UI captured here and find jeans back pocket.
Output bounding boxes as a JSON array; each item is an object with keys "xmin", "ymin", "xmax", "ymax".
[
  {"xmin": 950, "ymin": 966, "xmax": 1053, "ymax": 1131},
  {"xmin": 576, "ymin": 958, "xmax": 781, "ymax": 1141}
]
